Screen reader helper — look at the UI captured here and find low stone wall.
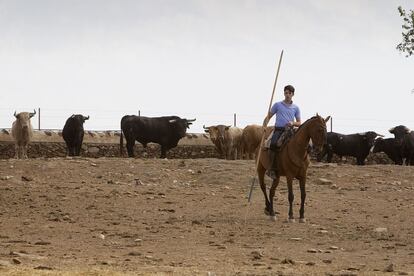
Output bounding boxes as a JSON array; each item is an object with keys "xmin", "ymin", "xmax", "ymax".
[
  {"xmin": 0, "ymin": 129, "xmax": 220, "ymax": 159},
  {"xmin": 0, "ymin": 141, "xmax": 220, "ymax": 159}
]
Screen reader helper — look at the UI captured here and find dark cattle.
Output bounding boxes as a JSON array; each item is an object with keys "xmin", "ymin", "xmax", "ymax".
[
  {"xmin": 389, "ymin": 125, "xmax": 414, "ymax": 165},
  {"xmin": 11, "ymin": 110, "xmax": 36, "ymax": 159},
  {"xmin": 120, "ymin": 115, "xmax": 195, "ymax": 158},
  {"xmin": 317, "ymin": 131, "xmax": 382, "ymax": 165},
  {"xmin": 62, "ymin": 114, "xmax": 89, "ymax": 156},
  {"xmin": 371, "ymin": 137, "xmax": 403, "ymax": 165}
]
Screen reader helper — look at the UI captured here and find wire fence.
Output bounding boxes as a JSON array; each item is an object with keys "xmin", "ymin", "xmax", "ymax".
[{"xmin": 1, "ymin": 107, "xmax": 414, "ymax": 137}]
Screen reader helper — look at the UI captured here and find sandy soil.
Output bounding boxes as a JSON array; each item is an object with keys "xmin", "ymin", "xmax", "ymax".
[{"xmin": 0, "ymin": 157, "xmax": 413, "ymax": 275}]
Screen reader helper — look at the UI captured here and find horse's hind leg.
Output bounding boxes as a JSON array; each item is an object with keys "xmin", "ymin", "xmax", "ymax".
[
  {"xmin": 299, "ymin": 177, "xmax": 307, "ymax": 223},
  {"xmin": 268, "ymin": 177, "xmax": 280, "ymax": 220},
  {"xmin": 287, "ymin": 176, "xmax": 295, "ymax": 222}
]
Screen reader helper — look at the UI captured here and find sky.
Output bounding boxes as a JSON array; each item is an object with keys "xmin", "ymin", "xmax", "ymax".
[{"xmin": 0, "ymin": 0, "xmax": 413, "ymax": 137}]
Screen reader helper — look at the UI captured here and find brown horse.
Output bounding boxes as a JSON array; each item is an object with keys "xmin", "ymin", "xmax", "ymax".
[{"xmin": 257, "ymin": 115, "xmax": 330, "ymax": 222}]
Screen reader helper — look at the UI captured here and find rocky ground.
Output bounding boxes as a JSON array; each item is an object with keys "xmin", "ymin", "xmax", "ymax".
[{"xmin": 0, "ymin": 157, "xmax": 413, "ymax": 275}]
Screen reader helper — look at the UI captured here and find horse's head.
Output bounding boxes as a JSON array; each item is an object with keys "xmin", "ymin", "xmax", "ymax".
[{"xmin": 308, "ymin": 115, "xmax": 331, "ymax": 153}]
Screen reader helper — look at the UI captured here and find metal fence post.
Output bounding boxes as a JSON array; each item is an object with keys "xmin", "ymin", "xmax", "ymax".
[
  {"xmin": 38, "ymin": 108, "xmax": 41, "ymax": 130},
  {"xmin": 330, "ymin": 116, "xmax": 333, "ymax": 132}
]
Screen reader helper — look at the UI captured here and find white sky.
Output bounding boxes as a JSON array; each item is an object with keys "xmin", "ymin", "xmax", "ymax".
[{"xmin": 0, "ymin": 0, "xmax": 413, "ymax": 137}]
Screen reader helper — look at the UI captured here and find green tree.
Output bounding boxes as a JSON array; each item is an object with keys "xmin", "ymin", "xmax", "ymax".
[{"xmin": 396, "ymin": 6, "xmax": 414, "ymax": 57}]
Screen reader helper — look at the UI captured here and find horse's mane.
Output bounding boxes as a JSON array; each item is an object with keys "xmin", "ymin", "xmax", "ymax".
[{"xmin": 296, "ymin": 115, "xmax": 321, "ymax": 133}]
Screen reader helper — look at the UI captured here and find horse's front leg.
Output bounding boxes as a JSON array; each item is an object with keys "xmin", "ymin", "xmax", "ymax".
[
  {"xmin": 299, "ymin": 176, "xmax": 307, "ymax": 223},
  {"xmin": 268, "ymin": 176, "xmax": 280, "ymax": 220},
  {"xmin": 286, "ymin": 176, "xmax": 295, "ymax": 222},
  {"xmin": 257, "ymin": 167, "xmax": 271, "ymax": 216}
]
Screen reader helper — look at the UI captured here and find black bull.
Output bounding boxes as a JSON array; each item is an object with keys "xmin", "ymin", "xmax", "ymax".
[
  {"xmin": 62, "ymin": 114, "xmax": 89, "ymax": 156},
  {"xmin": 120, "ymin": 115, "xmax": 196, "ymax": 158},
  {"xmin": 317, "ymin": 131, "xmax": 383, "ymax": 165}
]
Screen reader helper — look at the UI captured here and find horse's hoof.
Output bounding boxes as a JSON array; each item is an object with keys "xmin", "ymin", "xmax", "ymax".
[
  {"xmin": 288, "ymin": 218, "xmax": 295, "ymax": 223},
  {"xmin": 299, "ymin": 218, "xmax": 306, "ymax": 223},
  {"xmin": 270, "ymin": 216, "xmax": 277, "ymax": 222}
]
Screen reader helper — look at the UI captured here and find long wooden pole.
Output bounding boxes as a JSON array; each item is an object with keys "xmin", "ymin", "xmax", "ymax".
[{"xmin": 247, "ymin": 50, "xmax": 284, "ymax": 202}]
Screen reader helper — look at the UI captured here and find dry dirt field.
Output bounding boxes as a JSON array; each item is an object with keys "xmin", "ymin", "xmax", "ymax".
[{"xmin": 0, "ymin": 157, "xmax": 413, "ymax": 275}]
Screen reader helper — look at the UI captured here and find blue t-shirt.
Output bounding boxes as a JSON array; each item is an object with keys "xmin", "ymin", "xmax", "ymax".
[{"xmin": 270, "ymin": 101, "xmax": 301, "ymax": 128}]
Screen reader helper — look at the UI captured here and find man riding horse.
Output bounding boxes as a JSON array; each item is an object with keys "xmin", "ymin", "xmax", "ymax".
[{"xmin": 263, "ymin": 85, "xmax": 301, "ymax": 179}]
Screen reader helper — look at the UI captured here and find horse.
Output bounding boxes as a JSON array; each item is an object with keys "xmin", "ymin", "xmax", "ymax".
[{"xmin": 256, "ymin": 115, "xmax": 330, "ymax": 222}]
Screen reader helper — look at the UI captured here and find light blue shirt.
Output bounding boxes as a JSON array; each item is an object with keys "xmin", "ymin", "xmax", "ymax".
[{"xmin": 270, "ymin": 101, "xmax": 301, "ymax": 128}]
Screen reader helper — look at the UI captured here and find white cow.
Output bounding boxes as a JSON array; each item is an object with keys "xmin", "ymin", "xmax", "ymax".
[{"xmin": 11, "ymin": 110, "xmax": 36, "ymax": 159}]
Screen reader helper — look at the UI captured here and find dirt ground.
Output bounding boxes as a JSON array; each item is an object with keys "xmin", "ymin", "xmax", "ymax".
[{"xmin": 0, "ymin": 157, "xmax": 413, "ymax": 275}]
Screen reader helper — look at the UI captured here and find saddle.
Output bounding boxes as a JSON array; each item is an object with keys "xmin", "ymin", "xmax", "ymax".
[
  {"xmin": 264, "ymin": 126, "xmax": 296, "ymax": 149},
  {"xmin": 277, "ymin": 127, "xmax": 296, "ymax": 148}
]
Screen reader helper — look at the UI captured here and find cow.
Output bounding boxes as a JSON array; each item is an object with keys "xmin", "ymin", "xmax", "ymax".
[
  {"xmin": 120, "ymin": 115, "xmax": 196, "ymax": 158},
  {"xmin": 203, "ymin": 124, "xmax": 226, "ymax": 157},
  {"xmin": 240, "ymin": 124, "xmax": 273, "ymax": 159},
  {"xmin": 203, "ymin": 125, "xmax": 243, "ymax": 160},
  {"xmin": 11, "ymin": 110, "xmax": 36, "ymax": 159},
  {"xmin": 62, "ymin": 114, "xmax": 90, "ymax": 156},
  {"xmin": 371, "ymin": 137, "xmax": 403, "ymax": 165},
  {"xmin": 389, "ymin": 125, "xmax": 414, "ymax": 165},
  {"xmin": 317, "ymin": 131, "xmax": 383, "ymax": 165}
]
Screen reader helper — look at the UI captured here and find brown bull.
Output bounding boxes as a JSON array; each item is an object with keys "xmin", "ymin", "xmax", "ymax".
[
  {"xmin": 240, "ymin": 125, "xmax": 274, "ymax": 159},
  {"xmin": 11, "ymin": 110, "xmax": 36, "ymax": 159},
  {"xmin": 203, "ymin": 125, "xmax": 243, "ymax": 159}
]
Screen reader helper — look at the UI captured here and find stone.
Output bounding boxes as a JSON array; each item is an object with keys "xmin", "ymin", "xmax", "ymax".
[
  {"xmin": 21, "ymin": 176, "xmax": 33, "ymax": 182},
  {"xmin": 384, "ymin": 263, "xmax": 394, "ymax": 272},
  {"xmin": 0, "ymin": 260, "xmax": 12, "ymax": 266},
  {"xmin": 318, "ymin": 178, "xmax": 333, "ymax": 185},
  {"xmin": 374, "ymin": 227, "xmax": 388, "ymax": 233}
]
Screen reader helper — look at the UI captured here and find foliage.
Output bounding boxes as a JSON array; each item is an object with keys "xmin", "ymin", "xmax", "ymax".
[{"xmin": 396, "ymin": 6, "xmax": 414, "ymax": 57}]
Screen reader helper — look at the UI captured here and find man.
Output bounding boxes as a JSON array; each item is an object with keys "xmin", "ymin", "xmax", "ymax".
[{"xmin": 262, "ymin": 85, "xmax": 301, "ymax": 179}]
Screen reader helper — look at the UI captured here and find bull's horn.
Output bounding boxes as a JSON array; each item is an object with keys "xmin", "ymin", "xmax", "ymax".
[
  {"xmin": 203, "ymin": 125, "xmax": 209, "ymax": 129},
  {"xmin": 324, "ymin": 116, "xmax": 331, "ymax": 122},
  {"xmin": 29, "ymin": 109, "xmax": 36, "ymax": 118},
  {"xmin": 389, "ymin": 127, "xmax": 395, "ymax": 133},
  {"xmin": 84, "ymin": 115, "xmax": 90, "ymax": 120},
  {"xmin": 14, "ymin": 111, "xmax": 17, "ymax": 118},
  {"xmin": 187, "ymin": 118, "xmax": 196, "ymax": 122}
]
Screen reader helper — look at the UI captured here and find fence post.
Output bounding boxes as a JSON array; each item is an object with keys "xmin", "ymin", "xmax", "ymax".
[
  {"xmin": 233, "ymin": 113, "xmax": 236, "ymax": 127},
  {"xmin": 330, "ymin": 116, "xmax": 332, "ymax": 132},
  {"xmin": 38, "ymin": 108, "xmax": 41, "ymax": 130},
  {"xmin": 138, "ymin": 110, "xmax": 140, "ymax": 117}
]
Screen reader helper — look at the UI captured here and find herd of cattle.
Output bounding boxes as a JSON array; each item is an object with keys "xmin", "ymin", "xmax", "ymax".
[{"xmin": 8, "ymin": 110, "xmax": 414, "ymax": 166}]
